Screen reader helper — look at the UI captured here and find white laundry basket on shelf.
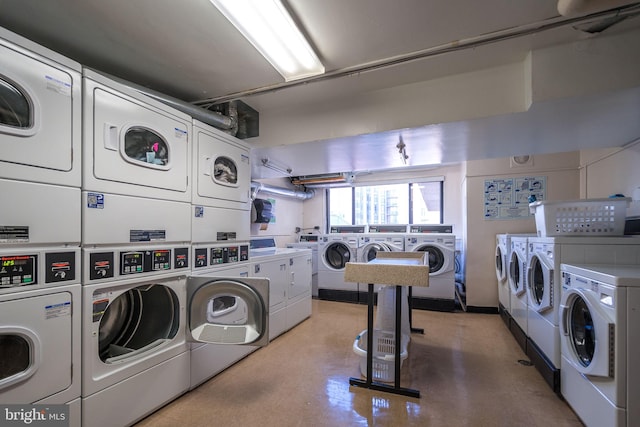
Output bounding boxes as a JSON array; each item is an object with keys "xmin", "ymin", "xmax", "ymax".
[
  {"xmin": 353, "ymin": 329, "xmax": 409, "ymax": 383},
  {"xmin": 529, "ymin": 198, "xmax": 630, "ymax": 237}
]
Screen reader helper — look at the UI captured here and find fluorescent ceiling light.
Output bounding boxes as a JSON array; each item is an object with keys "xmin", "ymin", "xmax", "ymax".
[{"xmin": 211, "ymin": 0, "xmax": 324, "ymax": 81}]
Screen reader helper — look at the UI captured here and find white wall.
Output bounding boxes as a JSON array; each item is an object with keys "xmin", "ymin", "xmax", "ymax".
[
  {"xmin": 463, "ymin": 152, "xmax": 581, "ymax": 308},
  {"xmin": 251, "ymin": 178, "xmax": 306, "ymax": 246}
]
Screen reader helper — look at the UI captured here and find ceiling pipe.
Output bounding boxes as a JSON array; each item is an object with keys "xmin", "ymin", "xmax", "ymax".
[
  {"xmin": 94, "ymin": 69, "xmax": 238, "ymax": 132},
  {"xmin": 251, "ymin": 181, "xmax": 315, "ymax": 201},
  {"xmin": 193, "ymin": 3, "xmax": 640, "ymax": 107}
]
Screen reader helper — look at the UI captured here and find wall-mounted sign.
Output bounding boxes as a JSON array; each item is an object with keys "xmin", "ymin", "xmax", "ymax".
[{"xmin": 484, "ymin": 176, "xmax": 546, "ymax": 220}]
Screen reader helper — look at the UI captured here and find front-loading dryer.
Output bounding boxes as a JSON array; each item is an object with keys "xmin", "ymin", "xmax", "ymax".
[
  {"xmin": 526, "ymin": 236, "xmax": 640, "ymax": 394},
  {"xmin": 405, "ymin": 232, "xmax": 455, "ymax": 310},
  {"xmin": 0, "ymin": 26, "xmax": 81, "ymax": 188},
  {"xmin": 189, "ymin": 246, "xmax": 257, "ymax": 390},
  {"xmin": 0, "ymin": 247, "xmax": 81, "ymax": 426},
  {"xmin": 82, "ymin": 69, "xmax": 191, "ymax": 202},
  {"xmin": 560, "ymin": 263, "xmax": 640, "ymax": 427},
  {"xmin": 0, "ymin": 27, "xmax": 81, "ymax": 248},
  {"xmin": 191, "ymin": 120, "xmax": 251, "ymax": 243},
  {"xmin": 81, "ymin": 243, "xmax": 269, "ymax": 426}
]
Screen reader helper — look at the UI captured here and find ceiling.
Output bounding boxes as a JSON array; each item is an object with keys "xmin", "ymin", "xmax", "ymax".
[{"xmin": 1, "ymin": 0, "xmax": 639, "ymax": 178}]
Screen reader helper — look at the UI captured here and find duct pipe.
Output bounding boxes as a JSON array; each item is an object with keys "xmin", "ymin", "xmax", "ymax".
[
  {"xmin": 91, "ymin": 69, "xmax": 237, "ymax": 132},
  {"xmin": 251, "ymin": 182, "xmax": 315, "ymax": 201}
]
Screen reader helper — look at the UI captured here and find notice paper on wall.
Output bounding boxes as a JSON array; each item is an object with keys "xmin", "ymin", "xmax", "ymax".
[{"xmin": 484, "ymin": 176, "xmax": 546, "ymax": 220}]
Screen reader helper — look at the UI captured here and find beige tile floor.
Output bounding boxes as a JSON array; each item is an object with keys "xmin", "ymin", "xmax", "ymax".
[{"xmin": 135, "ymin": 299, "xmax": 584, "ymax": 427}]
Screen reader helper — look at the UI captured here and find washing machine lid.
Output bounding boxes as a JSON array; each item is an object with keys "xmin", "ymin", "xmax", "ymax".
[
  {"xmin": 495, "ymin": 244, "xmax": 506, "ymax": 282},
  {"xmin": 188, "ymin": 276, "xmax": 269, "ymax": 347},
  {"xmin": 508, "ymin": 250, "xmax": 526, "ymax": 296}
]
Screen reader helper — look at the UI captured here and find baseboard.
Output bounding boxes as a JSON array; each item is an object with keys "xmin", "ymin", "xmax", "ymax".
[{"xmin": 527, "ymin": 338, "xmax": 561, "ymax": 395}]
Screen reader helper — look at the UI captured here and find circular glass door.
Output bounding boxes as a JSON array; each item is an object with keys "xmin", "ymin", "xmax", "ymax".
[
  {"xmin": 362, "ymin": 243, "xmax": 386, "ymax": 262},
  {"xmin": 567, "ymin": 295, "xmax": 595, "ymax": 367},
  {"xmin": 98, "ymin": 284, "xmax": 179, "ymax": 363},
  {"xmin": 324, "ymin": 242, "xmax": 351, "ymax": 270},
  {"xmin": 529, "ymin": 255, "xmax": 545, "ymax": 305},
  {"xmin": 509, "ymin": 252, "xmax": 521, "ymax": 293},
  {"xmin": 495, "ymin": 246, "xmax": 504, "ymax": 279},
  {"xmin": 0, "ymin": 77, "xmax": 32, "ymax": 129},
  {"xmin": 416, "ymin": 244, "xmax": 444, "ymax": 273}
]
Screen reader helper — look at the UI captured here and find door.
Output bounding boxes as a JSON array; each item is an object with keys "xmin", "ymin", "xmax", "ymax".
[
  {"xmin": 188, "ymin": 276, "xmax": 269, "ymax": 347},
  {"xmin": 561, "ymin": 288, "xmax": 613, "ymax": 377},
  {"xmin": 322, "ymin": 242, "xmax": 351, "ymax": 271},
  {"xmin": 415, "ymin": 244, "xmax": 446, "ymax": 276},
  {"xmin": 288, "ymin": 254, "xmax": 312, "ymax": 302},
  {"xmin": 84, "ymin": 70, "xmax": 191, "ymax": 201},
  {"xmin": 0, "ymin": 289, "xmax": 75, "ymax": 403},
  {"xmin": 0, "ymin": 38, "xmax": 80, "ymax": 183},
  {"xmin": 193, "ymin": 121, "xmax": 251, "ymax": 210},
  {"xmin": 495, "ymin": 241, "xmax": 506, "ymax": 282},
  {"xmin": 509, "ymin": 251, "xmax": 526, "ymax": 296},
  {"xmin": 527, "ymin": 252, "xmax": 554, "ymax": 312}
]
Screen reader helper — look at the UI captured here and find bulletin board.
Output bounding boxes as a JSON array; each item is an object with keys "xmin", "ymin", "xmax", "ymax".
[{"xmin": 484, "ymin": 176, "xmax": 546, "ymax": 220}]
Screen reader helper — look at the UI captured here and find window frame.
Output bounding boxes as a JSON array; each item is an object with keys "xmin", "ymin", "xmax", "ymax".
[{"xmin": 326, "ymin": 179, "xmax": 444, "ymax": 230}]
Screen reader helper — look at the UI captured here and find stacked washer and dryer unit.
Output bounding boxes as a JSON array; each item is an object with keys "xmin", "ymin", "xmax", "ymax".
[
  {"xmin": 0, "ymin": 27, "xmax": 82, "ymax": 426},
  {"xmin": 0, "ymin": 25, "xmax": 270, "ymax": 425},
  {"xmin": 81, "ymin": 72, "xmax": 269, "ymax": 426},
  {"xmin": 405, "ymin": 224, "xmax": 456, "ymax": 311}
]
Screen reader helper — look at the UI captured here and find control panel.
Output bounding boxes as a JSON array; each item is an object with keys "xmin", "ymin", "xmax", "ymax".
[
  {"xmin": 1, "ymin": 250, "xmax": 77, "ymax": 288},
  {"xmin": 193, "ymin": 244, "xmax": 250, "ymax": 269},
  {"xmin": 85, "ymin": 245, "xmax": 190, "ymax": 282}
]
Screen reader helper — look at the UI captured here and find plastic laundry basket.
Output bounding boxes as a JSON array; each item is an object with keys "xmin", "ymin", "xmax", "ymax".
[{"xmin": 353, "ymin": 329, "xmax": 409, "ymax": 383}]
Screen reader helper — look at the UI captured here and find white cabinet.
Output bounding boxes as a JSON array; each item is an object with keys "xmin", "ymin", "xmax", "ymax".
[
  {"xmin": 250, "ymin": 249, "xmax": 312, "ymax": 341},
  {"xmin": 287, "ymin": 251, "xmax": 312, "ymax": 331},
  {"xmin": 251, "ymin": 257, "xmax": 288, "ymax": 340}
]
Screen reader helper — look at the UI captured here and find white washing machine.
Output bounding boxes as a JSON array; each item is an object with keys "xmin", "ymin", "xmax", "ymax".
[
  {"xmin": 508, "ymin": 235, "xmax": 530, "ymax": 337},
  {"xmin": 191, "ymin": 120, "xmax": 251, "ymax": 243},
  {"xmin": 560, "ymin": 263, "xmax": 640, "ymax": 427},
  {"xmin": 81, "ymin": 244, "xmax": 269, "ymax": 426},
  {"xmin": 318, "ymin": 233, "xmax": 361, "ymax": 296},
  {"xmin": 496, "ymin": 234, "xmax": 510, "ymax": 314},
  {"xmin": 405, "ymin": 233, "xmax": 455, "ymax": 303},
  {"xmin": 0, "ymin": 27, "xmax": 81, "ymax": 248},
  {"xmin": 0, "ymin": 247, "xmax": 81, "ymax": 426},
  {"xmin": 359, "ymin": 225, "xmax": 406, "ymax": 293},
  {"xmin": 526, "ymin": 236, "xmax": 640, "ymax": 373},
  {"xmin": 497, "ymin": 234, "xmax": 536, "ymax": 315}
]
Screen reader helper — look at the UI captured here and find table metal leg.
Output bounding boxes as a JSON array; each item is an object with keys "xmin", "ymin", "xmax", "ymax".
[{"xmin": 349, "ymin": 283, "xmax": 420, "ymax": 398}]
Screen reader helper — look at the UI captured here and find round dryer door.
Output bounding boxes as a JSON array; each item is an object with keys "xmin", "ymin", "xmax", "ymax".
[
  {"xmin": 98, "ymin": 284, "xmax": 180, "ymax": 363},
  {"xmin": 324, "ymin": 242, "xmax": 351, "ymax": 270},
  {"xmin": 414, "ymin": 244, "xmax": 445, "ymax": 275}
]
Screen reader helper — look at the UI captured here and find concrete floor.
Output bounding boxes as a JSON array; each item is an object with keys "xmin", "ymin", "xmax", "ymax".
[{"xmin": 135, "ymin": 299, "xmax": 583, "ymax": 426}]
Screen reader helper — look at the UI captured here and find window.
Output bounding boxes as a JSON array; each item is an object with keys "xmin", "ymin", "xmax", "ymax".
[
  {"xmin": 0, "ymin": 76, "xmax": 32, "ymax": 129},
  {"xmin": 327, "ymin": 180, "xmax": 443, "ymax": 228}
]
